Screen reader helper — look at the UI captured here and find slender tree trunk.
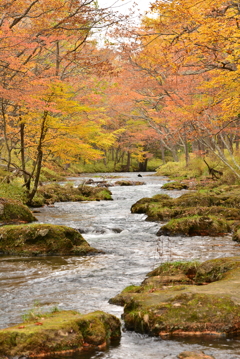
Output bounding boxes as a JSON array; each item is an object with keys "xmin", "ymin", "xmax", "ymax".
[
  {"xmin": 171, "ymin": 145, "xmax": 179, "ymax": 162},
  {"xmin": 236, "ymin": 136, "xmax": 239, "ymax": 151},
  {"xmin": 27, "ymin": 112, "xmax": 48, "ymax": 204},
  {"xmin": 56, "ymin": 41, "xmax": 60, "ymax": 77},
  {"xmin": 126, "ymin": 151, "xmax": 131, "ymax": 171},
  {"xmin": 1, "ymin": 99, "xmax": 12, "ymax": 170},
  {"xmin": 20, "ymin": 122, "xmax": 31, "ymax": 190},
  {"xmin": 160, "ymin": 142, "xmax": 166, "ymax": 164},
  {"xmin": 183, "ymin": 130, "xmax": 189, "ymax": 166}
]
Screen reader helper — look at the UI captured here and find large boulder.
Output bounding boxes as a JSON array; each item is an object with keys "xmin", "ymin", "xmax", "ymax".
[
  {"xmin": 0, "ymin": 310, "xmax": 121, "ymax": 358},
  {"xmin": 0, "ymin": 198, "xmax": 36, "ymax": 225},
  {"xmin": 0, "ymin": 223, "xmax": 101, "ymax": 256},
  {"xmin": 157, "ymin": 215, "xmax": 231, "ymax": 237},
  {"xmin": 110, "ymin": 257, "xmax": 240, "ymax": 338}
]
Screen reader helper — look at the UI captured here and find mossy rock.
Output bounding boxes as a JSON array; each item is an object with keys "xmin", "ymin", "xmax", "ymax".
[
  {"xmin": 78, "ymin": 184, "xmax": 112, "ymax": 200},
  {"xmin": 178, "ymin": 351, "xmax": 215, "ymax": 359},
  {"xmin": 33, "ymin": 183, "xmax": 112, "ymax": 206},
  {"xmin": 0, "ymin": 198, "xmax": 36, "ymax": 224},
  {"xmin": 110, "ymin": 257, "xmax": 240, "ymax": 338},
  {"xmin": 115, "ymin": 180, "xmax": 145, "ymax": 186},
  {"xmin": 162, "ymin": 182, "xmax": 188, "ymax": 190},
  {"xmin": 146, "ymin": 205, "xmax": 240, "ymax": 222},
  {"xmin": 131, "ymin": 190, "xmax": 240, "ymax": 237},
  {"xmin": 131, "ymin": 194, "xmax": 173, "ymax": 214},
  {"xmin": 157, "ymin": 215, "xmax": 231, "ymax": 237},
  {"xmin": 0, "ymin": 223, "xmax": 101, "ymax": 256},
  {"xmin": 175, "ymin": 192, "xmax": 240, "ymax": 208},
  {"xmin": 131, "ymin": 191, "xmax": 240, "ymax": 217},
  {"xmin": 0, "ymin": 310, "xmax": 121, "ymax": 358},
  {"xmin": 232, "ymin": 224, "xmax": 240, "ymax": 242}
]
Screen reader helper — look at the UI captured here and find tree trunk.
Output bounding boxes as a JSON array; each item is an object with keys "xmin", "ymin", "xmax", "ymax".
[
  {"xmin": 27, "ymin": 112, "xmax": 48, "ymax": 204},
  {"xmin": 160, "ymin": 142, "xmax": 166, "ymax": 164},
  {"xmin": 171, "ymin": 145, "xmax": 179, "ymax": 162},
  {"xmin": 139, "ymin": 158, "xmax": 148, "ymax": 171},
  {"xmin": 1, "ymin": 99, "xmax": 12, "ymax": 171},
  {"xmin": 20, "ymin": 122, "xmax": 31, "ymax": 190},
  {"xmin": 126, "ymin": 151, "xmax": 131, "ymax": 171}
]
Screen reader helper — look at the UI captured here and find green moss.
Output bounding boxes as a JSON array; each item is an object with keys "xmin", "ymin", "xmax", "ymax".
[
  {"xmin": 158, "ymin": 215, "xmax": 231, "ymax": 237},
  {"xmin": 115, "ymin": 180, "xmax": 144, "ymax": 186},
  {"xmin": 162, "ymin": 182, "xmax": 188, "ymax": 190},
  {"xmin": 147, "ymin": 261, "xmax": 200, "ymax": 278},
  {"xmin": 122, "ymin": 285, "xmax": 142, "ymax": 293},
  {"xmin": 0, "ymin": 198, "xmax": 36, "ymax": 224},
  {"xmin": 193, "ymin": 257, "xmax": 240, "ymax": 284},
  {"xmin": 131, "ymin": 195, "xmax": 173, "ymax": 214},
  {"xmin": 0, "ymin": 223, "xmax": 100, "ymax": 256},
  {"xmin": 0, "ymin": 183, "xmax": 27, "ymax": 203},
  {"xmin": 233, "ymin": 224, "xmax": 240, "ymax": 242},
  {"xmin": 131, "ymin": 188, "xmax": 240, "ymax": 236},
  {"xmin": 111, "ymin": 257, "xmax": 240, "ymax": 338},
  {"xmin": 33, "ymin": 183, "xmax": 112, "ymax": 206},
  {"xmin": 0, "ymin": 310, "xmax": 121, "ymax": 357}
]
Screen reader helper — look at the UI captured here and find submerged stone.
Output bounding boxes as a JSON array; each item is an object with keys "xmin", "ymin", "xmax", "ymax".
[
  {"xmin": 0, "ymin": 310, "xmax": 121, "ymax": 358},
  {"xmin": 110, "ymin": 257, "xmax": 240, "ymax": 339},
  {"xmin": 178, "ymin": 351, "xmax": 215, "ymax": 359},
  {"xmin": 0, "ymin": 223, "xmax": 101, "ymax": 256}
]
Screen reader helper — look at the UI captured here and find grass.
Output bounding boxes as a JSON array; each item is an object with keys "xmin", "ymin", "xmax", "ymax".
[
  {"xmin": 22, "ymin": 301, "xmax": 60, "ymax": 322},
  {"xmin": 156, "ymin": 153, "xmax": 240, "ymax": 185},
  {"xmin": 0, "ymin": 182, "xmax": 27, "ymax": 203}
]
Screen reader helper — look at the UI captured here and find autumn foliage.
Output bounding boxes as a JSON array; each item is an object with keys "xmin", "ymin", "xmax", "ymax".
[{"xmin": 0, "ymin": 0, "xmax": 239, "ymax": 203}]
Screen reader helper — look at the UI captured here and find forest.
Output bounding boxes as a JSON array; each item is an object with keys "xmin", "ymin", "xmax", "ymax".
[{"xmin": 0, "ymin": 0, "xmax": 239, "ymax": 201}]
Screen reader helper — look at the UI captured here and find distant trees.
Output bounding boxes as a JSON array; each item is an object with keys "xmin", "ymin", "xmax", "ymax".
[{"xmin": 111, "ymin": 0, "xmax": 240, "ymax": 177}]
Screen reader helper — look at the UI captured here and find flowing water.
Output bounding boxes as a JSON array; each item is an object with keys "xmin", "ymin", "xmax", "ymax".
[{"xmin": 1, "ymin": 172, "xmax": 240, "ymax": 359}]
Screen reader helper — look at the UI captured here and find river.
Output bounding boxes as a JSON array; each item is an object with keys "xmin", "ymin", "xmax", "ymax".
[{"xmin": 1, "ymin": 172, "xmax": 240, "ymax": 358}]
